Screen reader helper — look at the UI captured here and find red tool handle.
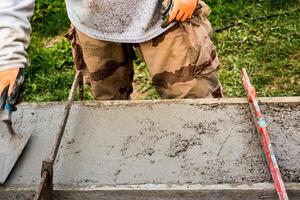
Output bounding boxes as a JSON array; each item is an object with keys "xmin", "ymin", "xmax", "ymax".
[{"xmin": 241, "ymin": 68, "xmax": 289, "ymax": 200}]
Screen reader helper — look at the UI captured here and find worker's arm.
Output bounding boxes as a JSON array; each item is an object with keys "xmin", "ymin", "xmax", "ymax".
[{"xmin": 0, "ymin": 0, "xmax": 34, "ymax": 110}]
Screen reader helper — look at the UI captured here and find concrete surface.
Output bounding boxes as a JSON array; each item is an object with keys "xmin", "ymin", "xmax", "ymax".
[{"xmin": 0, "ymin": 98, "xmax": 299, "ymax": 199}]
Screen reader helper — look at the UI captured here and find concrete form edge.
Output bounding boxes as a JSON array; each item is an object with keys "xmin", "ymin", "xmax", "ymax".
[
  {"xmin": 17, "ymin": 97, "xmax": 300, "ymax": 107},
  {"xmin": 1, "ymin": 183, "xmax": 300, "ymax": 192}
]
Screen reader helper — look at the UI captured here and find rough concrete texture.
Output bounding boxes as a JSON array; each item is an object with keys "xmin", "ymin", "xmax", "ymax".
[{"xmin": 0, "ymin": 98, "xmax": 299, "ymax": 199}]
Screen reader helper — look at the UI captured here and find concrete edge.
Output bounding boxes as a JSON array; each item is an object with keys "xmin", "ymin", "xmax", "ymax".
[
  {"xmin": 17, "ymin": 97, "xmax": 300, "ymax": 107},
  {"xmin": 2, "ymin": 183, "xmax": 300, "ymax": 200},
  {"xmin": 56, "ymin": 183, "xmax": 300, "ymax": 191},
  {"xmin": 1, "ymin": 183, "xmax": 299, "ymax": 192}
]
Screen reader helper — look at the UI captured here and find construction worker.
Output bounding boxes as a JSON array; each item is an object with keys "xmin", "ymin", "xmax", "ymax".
[{"xmin": 0, "ymin": 0, "xmax": 223, "ymax": 111}]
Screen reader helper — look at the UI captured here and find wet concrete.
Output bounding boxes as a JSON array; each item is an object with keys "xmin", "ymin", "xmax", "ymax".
[{"xmin": 0, "ymin": 98, "xmax": 299, "ymax": 199}]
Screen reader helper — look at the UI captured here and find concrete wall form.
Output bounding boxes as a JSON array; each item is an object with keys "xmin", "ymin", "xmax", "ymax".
[{"xmin": 0, "ymin": 97, "xmax": 299, "ymax": 199}]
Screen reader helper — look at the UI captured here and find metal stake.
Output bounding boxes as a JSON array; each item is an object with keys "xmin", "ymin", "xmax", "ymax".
[{"xmin": 34, "ymin": 71, "xmax": 82, "ymax": 200}]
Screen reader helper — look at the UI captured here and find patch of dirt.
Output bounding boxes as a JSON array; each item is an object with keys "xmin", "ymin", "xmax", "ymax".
[
  {"xmin": 131, "ymin": 81, "xmax": 148, "ymax": 100},
  {"xmin": 45, "ymin": 35, "xmax": 64, "ymax": 48}
]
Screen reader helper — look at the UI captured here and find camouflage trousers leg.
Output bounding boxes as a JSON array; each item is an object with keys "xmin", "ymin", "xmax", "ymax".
[
  {"xmin": 74, "ymin": 29, "xmax": 134, "ymax": 100},
  {"xmin": 138, "ymin": 1, "xmax": 223, "ymax": 99}
]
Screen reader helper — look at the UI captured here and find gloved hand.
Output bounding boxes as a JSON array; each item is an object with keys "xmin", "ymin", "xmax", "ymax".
[
  {"xmin": 161, "ymin": 0, "xmax": 197, "ymax": 28},
  {"xmin": 0, "ymin": 68, "xmax": 24, "ymax": 111}
]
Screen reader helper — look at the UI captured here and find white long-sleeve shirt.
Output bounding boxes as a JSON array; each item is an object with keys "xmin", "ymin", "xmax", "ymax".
[
  {"xmin": 0, "ymin": 0, "xmax": 171, "ymax": 72},
  {"xmin": 0, "ymin": 0, "xmax": 34, "ymax": 71}
]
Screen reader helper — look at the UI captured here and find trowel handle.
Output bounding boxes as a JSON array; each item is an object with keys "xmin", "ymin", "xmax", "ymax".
[{"xmin": 1, "ymin": 103, "xmax": 13, "ymax": 123}]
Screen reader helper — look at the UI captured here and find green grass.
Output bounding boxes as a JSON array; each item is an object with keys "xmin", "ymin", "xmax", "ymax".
[
  {"xmin": 25, "ymin": 37, "xmax": 74, "ymax": 101},
  {"xmin": 24, "ymin": 0, "xmax": 300, "ymax": 101},
  {"xmin": 210, "ymin": 0, "xmax": 300, "ymax": 97},
  {"xmin": 24, "ymin": 0, "xmax": 73, "ymax": 101}
]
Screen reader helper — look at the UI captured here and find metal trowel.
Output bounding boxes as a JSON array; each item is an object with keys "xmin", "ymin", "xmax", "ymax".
[{"xmin": 0, "ymin": 103, "xmax": 31, "ymax": 184}]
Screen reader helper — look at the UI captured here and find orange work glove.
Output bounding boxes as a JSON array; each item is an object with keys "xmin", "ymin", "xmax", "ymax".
[
  {"xmin": 161, "ymin": 0, "xmax": 197, "ymax": 28},
  {"xmin": 0, "ymin": 68, "xmax": 24, "ymax": 110}
]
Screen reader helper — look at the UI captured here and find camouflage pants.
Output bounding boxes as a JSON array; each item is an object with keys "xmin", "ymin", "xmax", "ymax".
[{"xmin": 69, "ymin": 1, "xmax": 223, "ymax": 100}]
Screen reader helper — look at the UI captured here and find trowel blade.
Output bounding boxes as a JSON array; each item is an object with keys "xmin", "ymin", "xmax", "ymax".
[{"xmin": 0, "ymin": 122, "xmax": 31, "ymax": 184}]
